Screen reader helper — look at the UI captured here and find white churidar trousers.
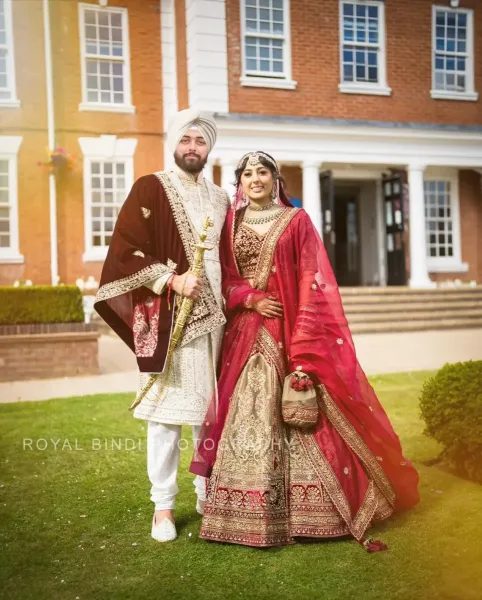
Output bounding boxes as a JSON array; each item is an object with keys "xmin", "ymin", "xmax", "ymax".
[{"xmin": 147, "ymin": 421, "xmax": 206, "ymax": 510}]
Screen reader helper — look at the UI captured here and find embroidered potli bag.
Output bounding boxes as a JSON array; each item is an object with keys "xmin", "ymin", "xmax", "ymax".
[{"xmin": 281, "ymin": 369, "xmax": 318, "ymax": 428}]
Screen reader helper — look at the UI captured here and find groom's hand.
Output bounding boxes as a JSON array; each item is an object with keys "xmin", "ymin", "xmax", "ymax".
[
  {"xmin": 170, "ymin": 272, "xmax": 202, "ymax": 300},
  {"xmin": 253, "ymin": 296, "xmax": 284, "ymax": 318}
]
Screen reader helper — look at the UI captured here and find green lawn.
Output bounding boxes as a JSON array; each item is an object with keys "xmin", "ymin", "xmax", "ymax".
[{"xmin": 1, "ymin": 371, "xmax": 481, "ymax": 600}]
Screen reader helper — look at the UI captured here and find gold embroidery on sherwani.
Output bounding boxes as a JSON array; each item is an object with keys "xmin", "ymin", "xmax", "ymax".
[{"xmin": 154, "ymin": 171, "xmax": 226, "ymax": 347}]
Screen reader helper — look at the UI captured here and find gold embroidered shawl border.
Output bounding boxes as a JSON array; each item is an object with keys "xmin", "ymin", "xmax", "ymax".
[
  {"xmin": 154, "ymin": 172, "xmax": 226, "ymax": 346},
  {"xmin": 95, "ymin": 260, "xmax": 176, "ymax": 303}
]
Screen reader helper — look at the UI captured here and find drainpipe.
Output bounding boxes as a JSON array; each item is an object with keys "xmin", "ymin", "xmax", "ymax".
[{"xmin": 43, "ymin": 0, "xmax": 58, "ymax": 286}]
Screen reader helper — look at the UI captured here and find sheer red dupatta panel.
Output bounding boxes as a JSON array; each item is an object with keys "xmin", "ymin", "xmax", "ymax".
[{"xmin": 280, "ymin": 212, "xmax": 419, "ymax": 511}]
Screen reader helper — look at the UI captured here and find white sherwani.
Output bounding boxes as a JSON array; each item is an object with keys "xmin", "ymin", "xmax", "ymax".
[{"xmin": 133, "ymin": 166, "xmax": 228, "ymax": 426}]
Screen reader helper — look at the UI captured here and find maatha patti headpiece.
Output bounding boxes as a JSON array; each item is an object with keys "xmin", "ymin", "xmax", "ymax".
[{"xmin": 238, "ymin": 151, "xmax": 278, "ymax": 172}]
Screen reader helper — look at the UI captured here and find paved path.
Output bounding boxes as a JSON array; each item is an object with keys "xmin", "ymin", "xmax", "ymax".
[{"xmin": 1, "ymin": 328, "xmax": 481, "ymax": 403}]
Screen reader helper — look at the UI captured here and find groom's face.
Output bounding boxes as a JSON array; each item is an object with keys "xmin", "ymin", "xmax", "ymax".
[{"xmin": 174, "ymin": 129, "xmax": 209, "ymax": 174}]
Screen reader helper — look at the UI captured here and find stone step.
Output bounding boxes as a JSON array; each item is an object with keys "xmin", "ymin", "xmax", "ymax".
[
  {"xmin": 349, "ymin": 317, "xmax": 482, "ymax": 334},
  {"xmin": 347, "ymin": 308, "xmax": 482, "ymax": 324},
  {"xmin": 344, "ymin": 300, "xmax": 482, "ymax": 314},
  {"xmin": 341, "ymin": 291, "xmax": 482, "ymax": 305},
  {"xmin": 340, "ymin": 286, "xmax": 482, "ymax": 296}
]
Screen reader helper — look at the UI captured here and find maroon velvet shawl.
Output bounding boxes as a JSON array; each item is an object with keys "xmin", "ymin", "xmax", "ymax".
[
  {"xmin": 94, "ymin": 174, "xmax": 189, "ymax": 373},
  {"xmin": 191, "ymin": 207, "xmax": 420, "ymax": 515}
]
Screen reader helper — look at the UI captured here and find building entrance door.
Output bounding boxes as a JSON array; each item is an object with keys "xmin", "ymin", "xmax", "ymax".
[{"xmin": 320, "ymin": 171, "xmax": 362, "ymax": 286}]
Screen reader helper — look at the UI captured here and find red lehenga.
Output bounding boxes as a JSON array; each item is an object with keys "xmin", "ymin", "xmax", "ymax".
[{"xmin": 190, "ymin": 204, "xmax": 419, "ymax": 548}]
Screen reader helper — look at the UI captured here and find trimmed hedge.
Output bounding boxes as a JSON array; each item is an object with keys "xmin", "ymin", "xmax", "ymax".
[
  {"xmin": 0, "ymin": 286, "xmax": 85, "ymax": 325},
  {"xmin": 420, "ymin": 361, "xmax": 482, "ymax": 484}
]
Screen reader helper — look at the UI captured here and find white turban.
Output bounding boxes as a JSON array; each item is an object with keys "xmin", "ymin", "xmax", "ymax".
[{"xmin": 167, "ymin": 108, "xmax": 217, "ymax": 153}]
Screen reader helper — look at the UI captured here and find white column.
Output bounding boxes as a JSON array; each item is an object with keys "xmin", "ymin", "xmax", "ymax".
[
  {"xmin": 220, "ymin": 161, "xmax": 237, "ymax": 203},
  {"xmin": 407, "ymin": 164, "xmax": 434, "ymax": 288},
  {"xmin": 302, "ymin": 161, "xmax": 323, "ymax": 235},
  {"xmin": 203, "ymin": 160, "xmax": 214, "ymax": 182},
  {"xmin": 43, "ymin": 0, "xmax": 58, "ymax": 285},
  {"xmin": 161, "ymin": 0, "xmax": 178, "ymax": 171},
  {"xmin": 186, "ymin": 0, "xmax": 229, "ymax": 113}
]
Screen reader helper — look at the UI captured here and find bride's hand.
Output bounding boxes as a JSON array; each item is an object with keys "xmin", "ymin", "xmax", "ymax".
[{"xmin": 253, "ymin": 296, "xmax": 284, "ymax": 318}]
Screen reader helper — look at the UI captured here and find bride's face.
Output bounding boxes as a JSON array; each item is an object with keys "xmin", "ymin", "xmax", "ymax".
[{"xmin": 240, "ymin": 163, "xmax": 274, "ymax": 205}]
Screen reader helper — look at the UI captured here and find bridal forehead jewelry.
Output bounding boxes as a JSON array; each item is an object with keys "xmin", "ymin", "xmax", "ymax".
[{"xmin": 238, "ymin": 152, "xmax": 278, "ymax": 171}]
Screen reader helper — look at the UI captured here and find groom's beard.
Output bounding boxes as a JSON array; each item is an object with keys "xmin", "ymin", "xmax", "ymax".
[{"xmin": 174, "ymin": 151, "xmax": 207, "ymax": 175}]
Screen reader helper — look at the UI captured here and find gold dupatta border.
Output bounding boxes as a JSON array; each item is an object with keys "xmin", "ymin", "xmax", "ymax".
[
  {"xmin": 253, "ymin": 208, "xmax": 299, "ymax": 291},
  {"xmin": 254, "ymin": 326, "xmax": 286, "ymax": 383},
  {"xmin": 298, "ymin": 427, "xmax": 380, "ymax": 540},
  {"xmin": 318, "ymin": 385, "xmax": 397, "ymax": 507},
  {"xmin": 155, "ymin": 172, "xmax": 226, "ymax": 346}
]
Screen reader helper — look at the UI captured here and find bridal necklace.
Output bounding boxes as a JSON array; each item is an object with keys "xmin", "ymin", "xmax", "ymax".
[
  {"xmin": 244, "ymin": 206, "xmax": 284, "ymax": 225},
  {"xmin": 248, "ymin": 201, "xmax": 276, "ymax": 212}
]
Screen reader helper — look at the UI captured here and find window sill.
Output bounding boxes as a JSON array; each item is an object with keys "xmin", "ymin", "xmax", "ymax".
[
  {"xmin": 79, "ymin": 102, "xmax": 136, "ymax": 114},
  {"xmin": 338, "ymin": 83, "xmax": 392, "ymax": 96},
  {"xmin": 83, "ymin": 249, "xmax": 108, "ymax": 263},
  {"xmin": 430, "ymin": 90, "xmax": 479, "ymax": 102},
  {"xmin": 240, "ymin": 76, "xmax": 298, "ymax": 90},
  {"xmin": 428, "ymin": 261, "xmax": 469, "ymax": 273},
  {"xmin": 0, "ymin": 253, "xmax": 24, "ymax": 264},
  {"xmin": 0, "ymin": 99, "xmax": 21, "ymax": 108}
]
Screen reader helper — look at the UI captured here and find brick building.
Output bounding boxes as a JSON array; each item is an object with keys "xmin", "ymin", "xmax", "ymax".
[{"xmin": 0, "ymin": 0, "xmax": 481, "ymax": 289}]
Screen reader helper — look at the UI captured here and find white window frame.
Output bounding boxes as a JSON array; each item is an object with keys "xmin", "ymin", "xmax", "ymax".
[
  {"xmin": 0, "ymin": 0, "xmax": 20, "ymax": 108},
  {"xmin": 431, "ymin": 6, "xmax": 478, "ymax": 102},
  {"xmin": 0, "ymin": 136, "xmax": 23, "ymax": 263},
  {"xmin": 424, "ymin": 169, "xmax": 468, "ymax": 274},
  {"xmin": 78, "ymin": 3, "xmax": 135, "ymax": 114},
  {"xmin": 338, "ymin": 0, "xmax": 391, "ymax": 96},
  {"xmin": 78, "ymin": 135, "xmax": 137, "ymax": 262},
  {"xmin": 240, "ymin": 0, "xmax": 297, "ymax": 90}
]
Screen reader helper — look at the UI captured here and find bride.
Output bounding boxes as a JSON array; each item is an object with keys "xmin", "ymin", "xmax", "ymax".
[{"xmin": 191, "ymin": 151, "xmax": 419, "ymax": 549}]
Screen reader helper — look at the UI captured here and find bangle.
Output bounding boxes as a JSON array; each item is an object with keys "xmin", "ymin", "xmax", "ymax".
[{"xmin": 180, "ymin": 273, "xmax": 188, "ymax": 298}]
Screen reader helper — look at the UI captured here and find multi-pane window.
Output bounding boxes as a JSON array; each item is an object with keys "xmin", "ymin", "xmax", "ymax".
[
  {"xmin": 341, "ymin": 1, "xmax": 382, "ymax": 85},
  {"xmin": 424, "ymin": 181, "xmax": 454, "ymax": 259},
  {"xmin": 0, "ymin": 159, "xmax": 10, "ymax": 248},
  {"xmin": 0, "ymin": 0, "xmax": 17, "ymax": 103},
  {"xmin": 79, "ymin": 4, "xmax": 131, "ymax": 108},
  {"xmin": 432, "ymin": 8, "xmax": 474, "ymax": 96},
  {"xmin": 243, "ymin": 0, "xmax": 286, "ymax": 77},
  {"xmin": 89, "ymin": 161, "xmax": 127, "ymax": 249}
]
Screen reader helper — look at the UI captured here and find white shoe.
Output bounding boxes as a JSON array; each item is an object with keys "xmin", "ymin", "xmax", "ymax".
[
  {"xmin": 196, "ymin": 498, "xmax": 205, "ymax": 516},
  {"xmin": 151, "ymin": 515, "xmax": 177, "ymax": 542}
]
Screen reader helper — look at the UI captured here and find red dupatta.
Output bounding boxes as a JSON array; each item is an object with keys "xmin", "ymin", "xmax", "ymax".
[{"xmin": 191, "ymin": 205, "xmax": 419, "ymax": 514}]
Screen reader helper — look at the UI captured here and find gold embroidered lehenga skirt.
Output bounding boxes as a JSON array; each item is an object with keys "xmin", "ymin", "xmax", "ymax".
[{"xmin": 199, "ymin": 318, "xmax": 393, "ymax": 547}]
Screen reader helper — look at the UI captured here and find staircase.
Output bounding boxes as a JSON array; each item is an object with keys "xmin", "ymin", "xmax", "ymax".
[{"xmin": 341, "ymin": 286, "xmax": 482, "ymax": 334}]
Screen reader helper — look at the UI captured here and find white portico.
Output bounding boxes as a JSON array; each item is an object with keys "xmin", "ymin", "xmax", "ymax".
[{"xmin": 206, "ymin": 115, "xmax": 482, "ymax": 288}]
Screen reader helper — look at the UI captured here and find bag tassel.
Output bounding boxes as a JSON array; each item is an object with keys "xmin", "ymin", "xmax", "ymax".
[{"xmin": 360, "ymin": 537, "xmax": 389, "ymax": 553}]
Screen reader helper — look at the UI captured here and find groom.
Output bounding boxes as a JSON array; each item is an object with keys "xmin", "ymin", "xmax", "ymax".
[{"xmin": 95, "ymin": 108, "xmax": 229, "ymax": 542}]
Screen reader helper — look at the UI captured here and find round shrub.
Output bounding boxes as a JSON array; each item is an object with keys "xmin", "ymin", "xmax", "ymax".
[{"xmin": 420, "ymin": 361, "xmax": 482, "ymax": 484}]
